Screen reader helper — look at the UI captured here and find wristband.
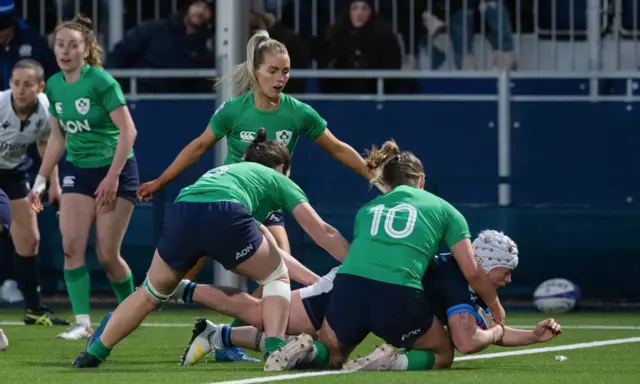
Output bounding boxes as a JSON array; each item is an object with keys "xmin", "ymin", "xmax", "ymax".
[{"xmin": 31, "ymin": 175, "xmax": 48, "ymax": 194}]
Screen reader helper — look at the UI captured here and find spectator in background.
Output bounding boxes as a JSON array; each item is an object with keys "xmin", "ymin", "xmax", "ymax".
[
  {"xmin": 0, "ymin": 0, "xmax": 57, "ymax": 304},
  {"xmin": 105, "ymin": 0, "xmax": 214, "ymax": 94},
  {"xmin": 249, "ymin": 11, "xmax": 310, "ymax": 93},
  {"xmin": 320, "ymin": 0, "xmax": 411, "ymax": 94},
  {"xmin": 444, "ymin": 0, "xmax": 517, "ymax": 70}
]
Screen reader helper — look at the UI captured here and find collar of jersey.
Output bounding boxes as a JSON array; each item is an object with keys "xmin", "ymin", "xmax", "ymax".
[
  {"xmin": 62, "ymin": 63, "xmax": 90, "ymax": 85},
  {"xmin": 249, "ymin": 91, "xmax": 283, "ymax": 115}
]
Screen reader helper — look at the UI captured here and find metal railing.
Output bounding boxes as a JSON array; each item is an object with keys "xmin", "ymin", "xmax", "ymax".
[{"xmin": 13, "ymin": 0, "xmax": 640, "ymax": 71}]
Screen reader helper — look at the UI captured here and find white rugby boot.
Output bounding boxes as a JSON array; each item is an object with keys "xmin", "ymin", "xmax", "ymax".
[
  {"xmin": 57, "ymin": 323, "xmax": 94, "ymax": 340},
  {"xmin": 180, "ymin": 318, "xmax": 222, "ymax": 366},
  {"xmin": 264, "ymin": 333, "xmax": 314, "ymax": 372},
  {"xmin": 343, "ymin": 344, "xmax": 398, "ymax": 371}
]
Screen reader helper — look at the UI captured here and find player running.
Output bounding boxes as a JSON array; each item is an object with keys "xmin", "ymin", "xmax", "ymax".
[
  {"xmin": 264, "ymin": 140, "xmax": 504, "ymax": 372},
  {"xmin": 28, "ymin": 15, "xmax": 139, "ymax": 340},
  {"xmin": 136, "ymin": 28, "xmax": 371, "ymax": 361},
  {"xmin": 73, "ymin": 133, "xmax": 350, "ymax": 370},
  {"xmin": 0, "ymin": 60, "xmax": 68, "ymax": 326}
]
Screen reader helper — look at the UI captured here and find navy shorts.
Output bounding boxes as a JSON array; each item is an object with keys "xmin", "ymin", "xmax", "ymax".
[
  {"xmin": 156, "ymin": 201, "xmax": 264, "ymax": 273},
  {"xmin": 262, "ymin": 209, "xmax": 285, "ymax": 227},
  {"xmin": 325, "ymin": 274, "xmax": 434, "ymax": 349},
  {"xmin": 0, "ymin": 169, "xmax": 30, "ymax": 200},
  {"xmin": 0, "ymin": 188, "xmax": 11, "ymax": 236},
  {"xmin": 61, "ymin": 156, "xmax": 140, "ymax": 204},
  {"xmin": 302, "ymin": 292, "xmax": 331, "ymax": 331},
  {"xmin": 423, "ymin": 254, "xmax": 486, "ymax": 328}
]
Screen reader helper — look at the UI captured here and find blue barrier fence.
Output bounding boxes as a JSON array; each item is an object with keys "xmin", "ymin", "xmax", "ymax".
[{"xmin": 35, "ymin": 94, "xmax": 640, "ymax": 301}]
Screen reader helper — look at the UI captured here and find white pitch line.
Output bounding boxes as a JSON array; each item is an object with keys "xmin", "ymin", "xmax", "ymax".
[
  {"xmin": 204, "ymin": 336, "xmax": 640, "ymax": 384},
  {"xmin": 0, "ymin": 321, "xmax": 639, "ymax": 330}
]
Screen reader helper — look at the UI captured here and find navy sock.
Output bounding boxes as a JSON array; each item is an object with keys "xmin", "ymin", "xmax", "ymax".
[
  {"xmin": 14, "ymin": 254, "xmax": 41, "ymax": 311},
  {"xmin": 220, "ymin": 325, "xmax": 233, "ymax": 348},
  {"xmin": 182, "ymin": 281, "xmax": 197, "ymax": 303}
]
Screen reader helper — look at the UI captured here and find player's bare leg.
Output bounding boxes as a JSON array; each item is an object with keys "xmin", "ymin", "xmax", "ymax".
[
  {"xmin": 74, "ymin": 250, "xmax": 183, "ymax": 367},
  {"xmin": 57, "ymin": 194, "xmax": 96, "ymax": 340},
  {"xmin": 184, "ymin": 256, "xmax": 207, "ymax": 281}
]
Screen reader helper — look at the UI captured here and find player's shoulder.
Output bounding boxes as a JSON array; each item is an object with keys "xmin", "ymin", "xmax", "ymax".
[
  {"xmin": 0, "ymin": 90, "xmax": 12, "ymax": 107},
  {"xmin": 213, "ymin": 93, "xmax": 250, "ymax": 116},
  {"xmin": 45, "ymin": 71, "xmax": 65, "ymax": 89},
  {"xmin": 281, "ymin": 93, "xmax": 317, "ymax": 114},
  {"xmin": 84, "ymin": 65, "xmax": 118, "ymax": 89}
]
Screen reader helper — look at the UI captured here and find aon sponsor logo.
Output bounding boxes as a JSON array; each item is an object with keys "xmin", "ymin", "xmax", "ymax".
[
  {"xmin": 236, "ymin": 244, "xmax": 254, "ymax": 260},
  {"xmin": 60, "ymin": 119, "xmax": 91, "ymax": 133}
]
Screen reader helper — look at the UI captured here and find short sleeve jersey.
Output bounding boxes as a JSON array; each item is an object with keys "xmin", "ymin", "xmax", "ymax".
[
  {"xmin": 45, "ymin": 64, "xmax": 132, "ymax": 168},
  {"xmin": 338, "ymin": 185, "xmax": 471, "ymax": 290},
  {"xmin": 0, "ymin": 90, "xmax": 51, "ymax": 170},
  {"xmin": 175, "ymin": 162, "xmax": 309, "ymax": 217},
  {"xmin": 209, "ymin": 92, "xmax": 327, "ymax": 165}
]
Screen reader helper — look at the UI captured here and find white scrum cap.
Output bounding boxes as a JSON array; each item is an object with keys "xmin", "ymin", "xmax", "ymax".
[{"xmin": 472, "ymin": 229, "xmax": 519, "ymax": 272}]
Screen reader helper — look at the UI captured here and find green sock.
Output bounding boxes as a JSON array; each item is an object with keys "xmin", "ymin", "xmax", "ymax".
[
  {"xmin": 109, "ymin": 273, "xmax": 134, "ymax": 303},
  {"xmin": 87, "ymin": 338, "xmax": 112, "ymax": 361},
  {"xmin": 310, "ymin": 341, "xmax": 330, "ymax": 368},
  {"xmin": 264, "ymin": 336, "xmax": 285, "ymax": 355},
  {"xmin": 230, "ymin": 318, "xmax": 246, "ymax": 327},
  {"xmin": 403, "ymin": 349, "xmax": 436, "ymax": 371},
  {"xmin": 64, "ymin": 266, "xmax": 91, "ymax": 316}
]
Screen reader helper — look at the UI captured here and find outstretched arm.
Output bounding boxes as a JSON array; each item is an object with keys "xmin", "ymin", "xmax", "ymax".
[
  {"xmin": 292, "ymin": 202, "xmax": 349, "ymax": 262},
  {"xmin": 498, "ymin": 318, "xmax": 563, "ymax": 347},
  {"xmin": 314, "ymin": 129, "xmax": 370, "ymax": 180}
]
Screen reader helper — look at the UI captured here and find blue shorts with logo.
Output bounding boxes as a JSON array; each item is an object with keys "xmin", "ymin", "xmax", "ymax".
[
  {"xmin": 61, "ymin": 156, "xmax": 140, "ymax": 204},
  {"xmin": 156, "ymin": 201, "xmax": 264, "ymax": 273},
  {"xmin": 262, "ymin": 209, "xmax": 285, "ymax": 227},
  {"xmin": 0, "ymin": 168, "xmax": 30, "ymax": 200},
  {"xmin": 325, "ymin": 274, "xmax": 434, "ymax": 349},
  {"xmin": 0, "ymin": 188, "xmax": 11, "ymax": 236},
  {"xmin": 423, "ymin": 253, "xmax": 487, "ymax": 328}
]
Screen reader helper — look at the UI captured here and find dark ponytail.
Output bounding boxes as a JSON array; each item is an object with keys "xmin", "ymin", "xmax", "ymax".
[{"xmin": 243, "ymin": 128, "xmax": 291, "ymax": 173}]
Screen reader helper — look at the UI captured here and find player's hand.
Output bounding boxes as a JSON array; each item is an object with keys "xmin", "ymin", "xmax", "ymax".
[
  {"xmin": 48, "ymin": 182, "xmax": 62, "ymax": 206},
  {"xmin": 137, "ymin": 179, "xmax": 164, "ymax": 202},
  {"xmin": 95, "ymin": 173, "xmax": 119, "ymax": 209},
  {"xmin": 489, "ymin": 298, "xmax": 506, "ymax": 325},
  {"xmin": 533, "ymin": 318, "xmax": 562, "ymax": 342},
  {"xmin": 28, "ymin": 191, "xmax": 44, "ymax": 213}
]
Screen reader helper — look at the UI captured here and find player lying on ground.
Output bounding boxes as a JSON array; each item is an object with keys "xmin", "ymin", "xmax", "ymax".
[
  {"xmin": 178, "ymin": 231, "xmax": 561, "ymax": 367},
  {"xmin": 177, "ymin": 267, "xmax": 339, "ymax": 365},
  {"xmin": 73, "ymin": 133, "xmax": 350, "ymax": 370},
  {"xmin": 264, "ymin": 140, "xmax": 504, "ymax": 372}
]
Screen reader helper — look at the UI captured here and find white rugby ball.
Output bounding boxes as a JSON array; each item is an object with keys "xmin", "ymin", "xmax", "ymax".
[{"xmin": 533, "ymin": 278, "xmax": 580, "ymax": 313}]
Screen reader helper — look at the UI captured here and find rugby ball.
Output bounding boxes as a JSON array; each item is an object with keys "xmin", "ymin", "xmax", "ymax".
[{"xmin": 533, "ymin": 278, "xmax": 580, "ymax": 313}]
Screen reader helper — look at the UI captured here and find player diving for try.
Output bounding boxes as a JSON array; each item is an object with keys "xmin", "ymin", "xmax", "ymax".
[
  {"xmin": 136, "ymin": 28, "xmax": 374, "ymax": 362},
  {"xmin": 73, "ymin": 132, "xmax": 351, "ymax": 371},
  {"xmin": 178, "ymin": 230, "xmax": 561, "ymax": 367},
  {"xmin": 179, "ymin": 140, "xmax": 503, "ymax": 371},
  {"xmin": 0, "ymin": 60, "xmax": 68, "ymax": 326}
]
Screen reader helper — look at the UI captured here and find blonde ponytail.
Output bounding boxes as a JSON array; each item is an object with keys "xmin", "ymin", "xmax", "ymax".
[
  {"xmin": 365, "ymin": 140, "xmax": 424, "ymax": 189},
  {"xmin": 215, "ymin": 30, "xmax": 287, "ymax": 96}
]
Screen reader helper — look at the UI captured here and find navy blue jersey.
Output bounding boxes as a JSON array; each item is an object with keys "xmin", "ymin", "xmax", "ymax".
[{"xmin": 422, "ymin": 253, "xmax": 490, "ymax": 329}]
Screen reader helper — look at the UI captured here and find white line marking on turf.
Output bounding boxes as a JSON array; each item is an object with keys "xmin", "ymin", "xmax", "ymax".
[
  {"xmin": 204, "ymin": 337, "xmax": 640, "ymax": 384},
  {"xmin": 0, "ymin": 321, "xmax": 639, "ymax": 330}
]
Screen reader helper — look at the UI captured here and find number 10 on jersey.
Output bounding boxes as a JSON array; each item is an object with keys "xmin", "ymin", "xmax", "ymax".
[{"xmin": 369, "ymin": 203, "xmax": 417, "ymax": 239}]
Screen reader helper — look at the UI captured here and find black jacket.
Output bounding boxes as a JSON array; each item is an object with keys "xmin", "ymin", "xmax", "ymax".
[
  {"xmin": 105, "ymin": 13, "xmax": 214, "ymax": 93},
  {"xmin": 0, "ymin": 18, "xmax": 57, "ymax": 90}
]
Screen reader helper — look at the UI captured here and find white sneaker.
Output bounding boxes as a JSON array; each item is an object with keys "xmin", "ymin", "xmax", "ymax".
[
  {"xmin": 0, "ymin": 280, "xmax": 24, "ymax": 303},
  {"xmin": 343, "ymin": 344, "xmax": 398, "ymax": 371},
  {"xmin": 264, "ymin": 333, "xmax": 314, "ymax": 372},
  {"xmin": 180, "ymin": 318, "xmax": 221, "ymax": 366},
  {"xmin": 57, "ymin": 324, "xmax": 94, "ymax": 340},
  {"xmin": 0, "ymin": 328, "xmax": 8, "ymax": 351}
]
